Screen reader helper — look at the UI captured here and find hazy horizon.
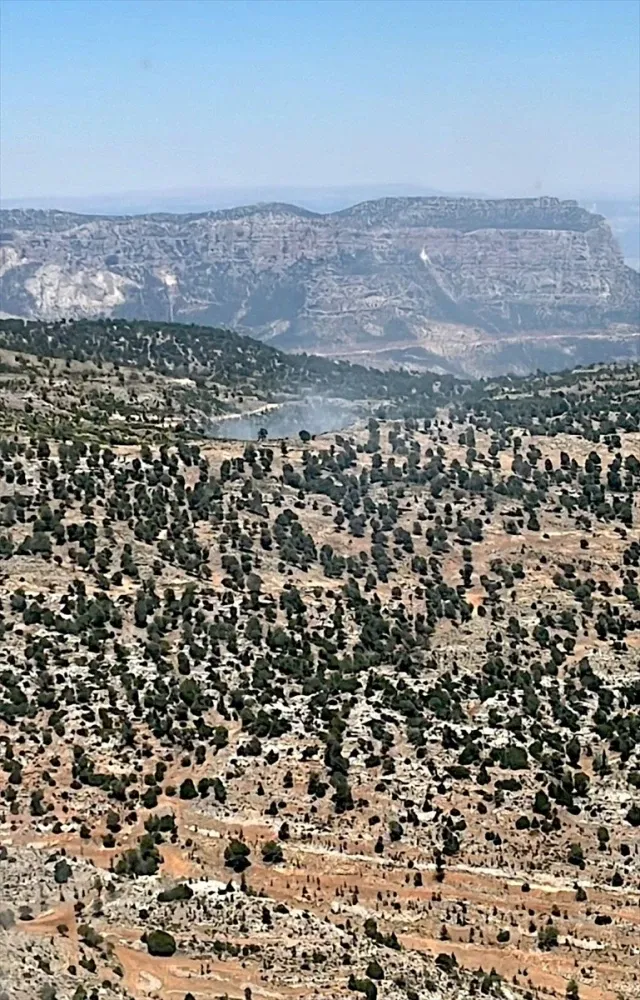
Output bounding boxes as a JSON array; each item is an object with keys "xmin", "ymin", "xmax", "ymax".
[
  {"xmin": 2, "ymin": 181, "xmax": 638, "ymax": 212},
  {"xmin": 1, "ymin": 0, "xmax": 639, "ymax": 203}
]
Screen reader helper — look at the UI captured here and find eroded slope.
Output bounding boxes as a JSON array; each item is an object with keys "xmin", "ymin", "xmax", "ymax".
[{"xmin": 0, "ymin": 327, "xmax": 639, "ymax": 1000}]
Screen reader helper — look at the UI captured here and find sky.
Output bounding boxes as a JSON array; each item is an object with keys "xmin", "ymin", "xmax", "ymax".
[{"xmin": 1, "ymin": 0, "xmax": 639, "ymax": 204}]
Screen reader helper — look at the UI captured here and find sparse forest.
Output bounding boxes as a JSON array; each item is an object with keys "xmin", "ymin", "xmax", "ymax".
[{"xmin": 1, "ymin": 318, "xmax": 639, "ymax": 1000}]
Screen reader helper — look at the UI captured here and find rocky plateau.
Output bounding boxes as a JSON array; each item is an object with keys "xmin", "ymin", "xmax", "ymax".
[{"xmin": 1, "ymin": 197, "xmax": 638, "ymax": 377}]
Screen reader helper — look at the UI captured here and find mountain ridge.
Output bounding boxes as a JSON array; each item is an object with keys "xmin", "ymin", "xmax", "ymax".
[
  {"xmin": 0, "ymin": 194, "xmax": 609, "ymax": 227},
  {"xmin": 1, "ymin": 195, "xmax": 638, "ymax": 375}
]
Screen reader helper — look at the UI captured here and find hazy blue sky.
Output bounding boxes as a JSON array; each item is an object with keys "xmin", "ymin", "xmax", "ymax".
[{"xmin": 1, "ymin": 0, "xmax": 638, "ymax": 202}]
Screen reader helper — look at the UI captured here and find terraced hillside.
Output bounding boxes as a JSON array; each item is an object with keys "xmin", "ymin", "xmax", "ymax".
[{"xmin": 0, "ymin": 319, "xmax": 639, "ymax": 1000}]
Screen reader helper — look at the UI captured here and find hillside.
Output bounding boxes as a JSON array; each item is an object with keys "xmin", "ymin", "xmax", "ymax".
[
  {"xmin": 0, "ymin": 316, "xmax": 456, "ymax": 404},
  {"xmin": 1, "ymin": 197, "xmax": 638, "ymax": 376},
  {"xmin": 0, "ymin": 319, "xmax": 639, "ymax": 1000}
]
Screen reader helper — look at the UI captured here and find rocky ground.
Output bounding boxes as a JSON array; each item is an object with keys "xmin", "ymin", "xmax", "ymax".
[{"xmin": 0, "ymin": 324, "xmax": 639, "ymax": 1000}]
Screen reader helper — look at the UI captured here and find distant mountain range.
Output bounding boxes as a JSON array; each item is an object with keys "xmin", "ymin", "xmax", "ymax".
[
  {"xmin": 0, "ymin": 183, "xmax": 472, "ymax": 216},
  {"xmin": 1, "ymin": 195, "xmax": 638, "ymax": 376},
  {"xmin": 3, "ymin": 185, "xmax": 636, "ymax": 266}
]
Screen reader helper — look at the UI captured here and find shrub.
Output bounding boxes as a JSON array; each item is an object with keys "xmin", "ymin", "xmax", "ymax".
[
  {"xmin": 567, "ymin": 843, "xmax": 585, "ymax": 869},
  {"xmin": 538, "ymin": 924, "xmax": 558, "ymax": 950},
  {"xmin": 365, "ymin": 959, "xmax": 384, "ymax": 980},
  {"xmin": 347, "ymin": 976, "xmax": 377, "ymax": 1000},
  {"xmin": 224, "ymin": 839, "xmax": 251, "ymax": 873},
  {"xmin": 157, "ymin": 883, "xmax": 193, "ymax": 903},
  {"xmin": 435, "ymin": 952, "xmax": 458, "ymax": 973},
  {"xmin": 179, "ymin": 778, "xmax": 198, "ymax": 800},
  {"xmin": 54, "ymin": 859, "xmax": 72, "ymax": 884},
  {"xmin": 146, "ymin": 929, "xmax": 176, "ymax": 957},
  {"xmin": 625, "ymin": 803, "xmax": 640, "ymax": 826},
  {"xmin": 261, "ymin": 840, "xmax": 284, "ymax": 864}
]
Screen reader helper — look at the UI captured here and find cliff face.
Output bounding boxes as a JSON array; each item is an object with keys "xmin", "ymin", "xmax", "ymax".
[{"xmin": 1, "ymin": 197, "xmax": 638, "ymax": 373}]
